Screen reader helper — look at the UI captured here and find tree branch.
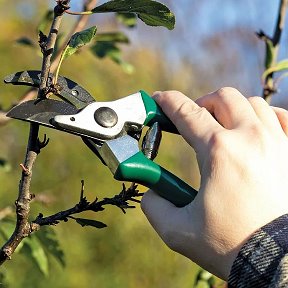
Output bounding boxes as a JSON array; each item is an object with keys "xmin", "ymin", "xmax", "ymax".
[
  {"xmin": 30, "ymin": 183, "xmax": 142, "ymax": 231},
  {"xmin": 0, "ymin": 1, "xmax": 68, "ymax": 265},
  {"xmin": 51, "ymin": 0, "xmax": 98, "ymax": 72},
  {"xmin": 0, "ymin": 0, "xmax": 103, "ymax": 265},
  {"xmin": 260, "ymin": 0, "xmax": 288, "ymax": 102},
  {"xmin": 0, "ymin": 0, "xmax": 98, "ymax": 126}
]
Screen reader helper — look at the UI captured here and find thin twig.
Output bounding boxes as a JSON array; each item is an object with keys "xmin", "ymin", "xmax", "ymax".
[
  {"xmin": 51, "ymin": 0, "xmax": 99, "ymax": 73},
  {"xmin": 0, "ymin": 0, "xmax": 98, "ymax": 126},
  {"xmin": 30, "ymin": 183, "xmax": 143, "ymax": 230},
  {"xmin": 261, "ymin": 0, "xmax": 288, "ymax": 102},
  {"xmin": 0, "ymin": 1, "xmax": 67, "ymax": 265}
]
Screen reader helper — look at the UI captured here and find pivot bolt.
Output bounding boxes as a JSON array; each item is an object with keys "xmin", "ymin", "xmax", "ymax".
[{"xmin": 94, "ymin": 107, "xmax": 118, "ymax": 128}]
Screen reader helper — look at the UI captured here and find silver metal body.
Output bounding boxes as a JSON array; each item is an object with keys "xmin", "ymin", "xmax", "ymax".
[
  {"xmin": 100, "ymin": 135, "xmax": 139, "ymax": 173},
  {"xmin": 53, "ymin": 92, "xmax": 146, "ymax": 140}
]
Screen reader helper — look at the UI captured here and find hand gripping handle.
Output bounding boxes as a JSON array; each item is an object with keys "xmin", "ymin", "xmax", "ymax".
[
  {"xmin": 140, "ymin": 90, "xmax": 179, "ymax": 134},
  {"xmin": 114, "ymin": 151, "xmax": 198, "ymax": 207}
]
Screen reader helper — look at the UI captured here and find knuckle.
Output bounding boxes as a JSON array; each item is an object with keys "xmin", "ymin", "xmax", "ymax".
[
  {"xmin": 209, "ymin": 131, "xmax": 228, "ymax": 150},
  {"xmin": 174, "ymin": 102, "xmax": 207, "ymax": 127},
  {"xmin": 248, "ymin": 96, "xmax": 267, "ymax": 106},
  {"xmin": 174, "ymin": 100, "xmax": 206, "ymax": 119},
  {"xmin": 247, "ymin": 123, "xmax": 266, "ymax": 139},
  {"xmin": 216, "ymin": 87, "xmax": 241, "ymax": 100},
  {"xmin": 208, "ymin": 131, "xmax": 235, "ymax": 159},
  {"xmin": 159, "ymin": 90, "xmax": 186, "ymax": 100}
]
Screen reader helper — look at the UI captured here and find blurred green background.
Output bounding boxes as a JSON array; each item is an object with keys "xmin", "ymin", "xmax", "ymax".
[{"xmin": 0, "ymin": 0, "xmax": 286, "ymax": 287}]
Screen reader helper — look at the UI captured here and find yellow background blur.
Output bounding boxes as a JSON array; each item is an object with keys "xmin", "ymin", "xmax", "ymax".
[{"xmin": 0, "ymin": 0, "xmax": 283, "ymax": 287}]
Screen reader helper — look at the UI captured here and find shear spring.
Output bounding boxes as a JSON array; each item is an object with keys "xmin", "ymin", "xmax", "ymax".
[{"xmin": 142, "ymin": 122, "xmax": 162, "ymax": 160}]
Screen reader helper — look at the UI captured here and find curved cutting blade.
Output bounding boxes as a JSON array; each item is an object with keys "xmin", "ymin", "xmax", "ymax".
[
  {"xmin": 6, "ymin": 99, "xmax": 78, "ymax": 128},
  {"xmin": 4, "ymin": 70, "xmax": 95, "ymax": 109}
]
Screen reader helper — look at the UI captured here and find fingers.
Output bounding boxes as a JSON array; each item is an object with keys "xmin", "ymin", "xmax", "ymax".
[
  {"xmin": 248, "ymin": 96, "xmax": 281, "ymax": 131},
  {"xmin": 196, "ymin": 87, "xmax": 257, "ymax": 129},
  {"xmin": 272, "ymin": 106, "xmax": 288, "ymax": 136},
  {"xmin": 153, "ymin": 91, "xmax": 222, "ymax": 151},
  {"xmin": 141, "ymin": 190, "xmax": 175, "ymax": 232},
  {"xmin": 141, "ymin": 190, "xmax": 184, "ymax": 246}
]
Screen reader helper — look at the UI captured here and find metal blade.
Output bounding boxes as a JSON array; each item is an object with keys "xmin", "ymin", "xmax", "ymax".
[
  {"xmin": 7, "ymin": 99, "xmax": 78, "ymax": 128},
  {"xmin": 4, "ymin": 70, "xmax": 95, "ymax": 109},
  {"xmin": 7, "ymin": 99, "xmax": 106, "ymax": 162}
]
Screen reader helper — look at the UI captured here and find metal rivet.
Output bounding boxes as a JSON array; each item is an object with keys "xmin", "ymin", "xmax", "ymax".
[
  {"xmin": 94, "ymin": 107, "xmax": 118, "ymax": 128},
  {"xmin": 71, "ymin": 90, "xmax": 79, "ymax": 97}
]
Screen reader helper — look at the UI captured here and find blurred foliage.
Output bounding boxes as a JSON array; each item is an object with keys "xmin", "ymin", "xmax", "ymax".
[{"xmin": 0, "ymin": 0, "xmax": 225, "ymax": 287}]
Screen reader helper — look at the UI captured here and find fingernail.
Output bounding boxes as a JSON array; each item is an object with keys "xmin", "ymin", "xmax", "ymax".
[{"xmin": 152, "ymin": 91, "xmax": 162, "ymax": 99}]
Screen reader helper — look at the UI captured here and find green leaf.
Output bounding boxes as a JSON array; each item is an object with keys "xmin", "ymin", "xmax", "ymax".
[
  {"xmin": 91, "ymin": 42, "xmax": 134, "ymax": 74},
  {"xmin": 0, "ymin": 220, "xmax": 14, "ymax": 240},
  {"xmin": 22, "ymin": 235, "xmax": 49, "ymax": 276},
  {"xmin": 0, "ymin": 158, "xmax": 11, "ymax": 172},
  {"xmin": 0, "ymin": 219, "xmax": 24, "ymax": 252},
  {"xmin": 91, "ymin": 0, "xmax": 175, "ymax": 30},
  {"xmin": 194, "ymin": 269, "xmax": 215, "ymax": 288},
  {"xmin": 117, "ymin": 12, "xmax": 137, "ymax": 28},
  {"xmin": 54, "ymin": 26, "xmax": 97, "ymax": 83},
  {"xmin": 15, "ymin": 37, "xmax": 36, "ymax": 48},
  {"xmin": 37, "ymin": 10, "xmax": 54, "ymax": 33},
  {"xmin": 64, "ymin": 26, "xmax": 97, "ymax": 59},
  {"xmin": 0, "ymin": 271, "xmax": 9, "ymax": 288},
  {"xmin": 36, "ymin": 227, "xmax": 65, "ymax": 267},
  {"xmin": 262, "ymin": 59, "xmax": 288, "ymax": 80},
  {"xmin": 265, "ymin": 38, "xmax": 275, "ymax": 69},
  {"xmin": 73, "ymin": 217, "xmax": 107, "ymax": 229},
  {"xmin": 195, "ymin": 280, "xmax": 210, "ymax": 288},
  {"xmin": 96, "ymin": 32, "xmax": 130, "ymax": 43}
]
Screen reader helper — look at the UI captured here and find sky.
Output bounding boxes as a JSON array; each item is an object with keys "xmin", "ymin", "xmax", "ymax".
[
  {"xmin": 128, "ymin": 1, "xmax": 286, "ymax": 94},
  {"xmin": 18, "ymin": 0, "xmax": 288, "ymax": 106}
]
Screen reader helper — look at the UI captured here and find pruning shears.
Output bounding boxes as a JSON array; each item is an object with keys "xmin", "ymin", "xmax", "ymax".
[{"xmin": 5, "ymin": 70, "xmax": 198, "ymax": 207}]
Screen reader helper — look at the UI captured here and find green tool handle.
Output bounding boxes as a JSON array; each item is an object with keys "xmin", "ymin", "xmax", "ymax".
[
  {"xmin": 140, "ymin": 90, "xmax": 178, "ymax": 134},
  {"xmin": 114, "ymin": 151, "xmax": 198, "ymax": 207}
]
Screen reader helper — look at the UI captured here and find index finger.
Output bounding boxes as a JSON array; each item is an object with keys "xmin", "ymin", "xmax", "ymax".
[{"xmin": 153, "ymin": 91, "xmax": 222, "ymax": 152}]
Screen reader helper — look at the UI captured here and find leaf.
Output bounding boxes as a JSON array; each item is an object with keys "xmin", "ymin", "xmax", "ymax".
[
  {"xmin": 73, "ymin": 217, "xmax": 107, "ymax": 229},
  {"xmin": 37, "ymin": 10, "xmax": 54, "ymax": 33},
  {"xmin": 0, "ymin": 220, "xmax": 15, "ymax": 240},
  {"xmin": 0, "ymin": 158, "xmax": 11, "ymax": 172},
  {"xmin": 91, "ymin": 0, "xmax": 175, "ymax": 30},
  {"xmin": 0, "ymin": 271, "xmax": 9, "ymax": 288},
  {"xmin": 36, "ymin": 226, "xmax": 65, "ymax": 267},
  {"xmin": 96, "ymin": 32, "xmax": 130, "ymax": 43},
  {"xmin": 262, "ymin": 59, "xmax": 288, "ymax": 80},
  {"xmin": 15, "ymin": 37, "xmax": 36, "ymax": 48},
  {"xmin": 117, "ymin": 12, "xmax": 137, "ymax": 28},
  {"xmin": 91, "ymin": 42, "xmax": 134, "ymax": 74},
  {"xmin": 91, "ymin": 42, "xmax": 120, "ymax": 59},
  {"xmin": 0, "ymin": 219, "xmax": 24, "ymax": 252},
  {"xmin": 194, "ymin": 269, "xmax": 215, "ymax": 288},
  {"xmin": 265, "ymin": 38, "xmax": 275, "ymax": 69},
  {"xmin": 63, "ymin": 26, "xmax": 97, "ymax": 59},
  {"xmin": 54, "ymin": 26, "xmax": 97, "ymax": 83},
  {"xmin": 22, "ymin": 235, "xmax": 49, "ymax": 276},
  {"xmin": 195, "ymin": 280, "xmax": 210, "ymax": 288}
]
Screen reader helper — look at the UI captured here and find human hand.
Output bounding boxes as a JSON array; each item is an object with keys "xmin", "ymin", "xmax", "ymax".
[{"xmin": 141, "ymin": 88, "xmax": 288, "ymax": 280}]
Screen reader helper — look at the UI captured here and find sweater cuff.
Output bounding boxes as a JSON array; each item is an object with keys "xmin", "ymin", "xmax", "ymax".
[{"xmin": 228, "ymin": 214, "xmax": 288, "ymax": 288}]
